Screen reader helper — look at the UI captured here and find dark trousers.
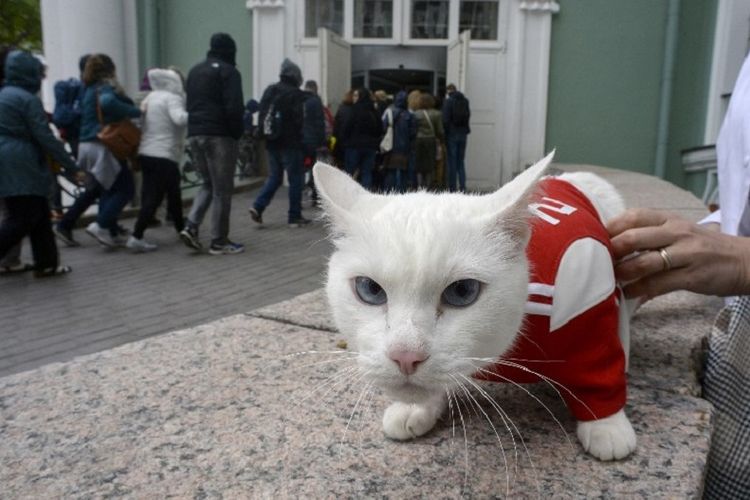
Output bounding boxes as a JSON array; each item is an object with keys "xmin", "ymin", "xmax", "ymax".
[
  {"xmin": 57, "ymin": 174, "xmax": 104, "ymax": 231},
  {"xmin": 96, "ymin": 167, "xmax": 135, "ymax": 233},
  {"xmin": 133, "ymin": 155, "xmax": 184, "ymax": 239},
  {"xmin": 0, "ymin": 196, "xmax": 58, "ymax": 269},
  {"xmin": 254, "ymin": 147, "xmax": 304, "ymax": 223}
]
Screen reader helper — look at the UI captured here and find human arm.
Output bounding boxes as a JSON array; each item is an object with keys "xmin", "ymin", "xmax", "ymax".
[
  {"xmin": 98, "ymin": 87, "xmax": 141, "ymax": 122},
  {"xmin": 25, "ymin": 97, "xmax": 78, "ymax": 174},
  {"xmin": 606, "ymin": 208, "xmax": 750, "ymax": 299},
  {"xmin": 166, "ymin": 94, "xmax": 188, "ymax": 127},
  {"xmin": 222, "ymin": 68, "xmax": 244, "ymax": 139}
]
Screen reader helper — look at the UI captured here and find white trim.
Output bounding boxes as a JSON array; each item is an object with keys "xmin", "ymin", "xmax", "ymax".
[
  {"xmin": 528, "ymin": 282, "xmax": 554, "ymax": 297},
  {"xmin": 524, "ymin": 302, "xmax": 552, "ymax": 316}
]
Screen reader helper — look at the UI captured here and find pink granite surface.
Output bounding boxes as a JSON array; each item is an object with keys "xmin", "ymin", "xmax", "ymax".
[
  {"xmin": 0, "ymin": 164, "xmax": 717, "ymax": 497},
  {"xmin": 1, "ymin": 300, "xmax": 714, "ymax": 498}
]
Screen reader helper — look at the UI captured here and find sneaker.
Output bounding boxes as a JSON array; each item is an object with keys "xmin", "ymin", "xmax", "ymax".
[
  {"xmin": 208, "ymin": 241, "xmax": 245, "ymax": 255},
  {"xmin": 179, "ymin": 226, "xmax": 202, "ymax": 250},
  {"xmin": 126, "ymin": 236, "xmax": 158, "ymax": 253},
  {"xmin": 248, "ymin": 207, "xmax": 263, "ymax": 225},
  {"xmin": 85, "ymin": 222, "xmax": 116, "ymax": 247},
  {"xmin": 53, "ymin": 225, "xmax": 80, "ymax": 247},
  {"xmin": 288, "ymin": 216, "xmax": 312, "ymax": 228}
]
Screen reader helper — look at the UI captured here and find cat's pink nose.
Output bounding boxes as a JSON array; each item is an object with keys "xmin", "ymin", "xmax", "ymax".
[{"xmin": 388, "ymin": 349, "xmax": 429, "ymax": 376}]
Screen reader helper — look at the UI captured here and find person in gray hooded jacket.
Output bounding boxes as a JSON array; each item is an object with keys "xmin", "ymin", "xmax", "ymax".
[{"xmin": 0, "ymin": 50, "xmax": 80, "ymax": 277}]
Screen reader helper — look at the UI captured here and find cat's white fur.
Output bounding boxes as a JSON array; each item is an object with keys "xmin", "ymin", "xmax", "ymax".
[{"xmin": 314, "ymin": 152, "xmax": 636, "ymax": 461}]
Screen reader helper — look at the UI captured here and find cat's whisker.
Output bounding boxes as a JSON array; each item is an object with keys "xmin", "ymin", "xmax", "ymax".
[
  {"xmin": 342, "ymin": 378, "xmax": 373, "ymax": 447},
  {"xmin": 450, "ymin": 375, "xmax": 511, "ymax": 497},
  {"xmin": 490, "ymin": 358, "xmax": 597, "ymax": 422},
  {"xmin": 468, "ymin": 362, "xmax": 576, "ymax": 454},
  {"xmin": 282, "ymin": 350, "xmax": 360, "ymax": 359},
  {"xmin": 291, "ymin": 364, "xmax": 360, "ymax": 413},
  {"xmin": 458, "ymin": 373, "xmax": 543, "ymax": 498},
  {"xmin": 290, "ymin": 356, "xmax": 360, "ymax": 372},
  {"xmin": 447, "ymin": 389, "xmax": 470, "ymax": 496},
  {"xmin": 357, "ymin": 386, "xmax": 377, "ymax": 449}
]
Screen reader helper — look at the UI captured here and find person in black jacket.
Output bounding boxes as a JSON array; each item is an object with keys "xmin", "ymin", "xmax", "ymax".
[
  {"xmin": 180, "ymin": 33, "xmax": 245, "ymax": 255},
  {"xmin": 441, "ymin": 83, "xmax": 471, "ymax": 192},
  {"xmin": 340, "ymin": 88, "xmax": 382, "ymax": 190},
  {"xmin": 248, "ymin": 58, "xmax": 310, "ymax": 227}
]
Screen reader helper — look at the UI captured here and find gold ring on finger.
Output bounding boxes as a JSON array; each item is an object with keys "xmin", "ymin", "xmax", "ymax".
[{"xmin": 658, "ymin": 247, "xmax": 673, "ymax": 272}]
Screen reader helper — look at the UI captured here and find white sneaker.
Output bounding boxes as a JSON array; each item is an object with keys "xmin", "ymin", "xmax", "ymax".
[
  {"xmin": 85, "ymin": 222, "xmax": 116, "ymax": 248},
  {"xmin": 126, "ymin": 236, "xmax": 158, "ymax": 253}
]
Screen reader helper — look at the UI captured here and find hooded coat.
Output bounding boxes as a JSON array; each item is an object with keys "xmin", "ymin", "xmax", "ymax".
[
  {"xmin": 340, "ymin": 91, "xmax": 382, "ymax": 150},
  {"xmin": 186, "ymin": 33, "xmax": 244, "ymax": 139},
  {"xmin": 258, "ymin": 58, "xmax": 306, "ymax": 150},
  {"xmin": 0, "ymin": 50, "xmax": 78, "ymax": 198},
  {"xmin": 138, "ymin": 69, "xmax": 188, "ymax": 163}
]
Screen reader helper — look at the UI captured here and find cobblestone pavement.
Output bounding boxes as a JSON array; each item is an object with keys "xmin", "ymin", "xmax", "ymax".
[{"xmin": 0, "ymin": 185, "xmax": 331, "ymax": 377}]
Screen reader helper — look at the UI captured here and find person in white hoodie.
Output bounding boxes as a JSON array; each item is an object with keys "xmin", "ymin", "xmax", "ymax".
[{"xmin": 127, "ymin": 68, "xmax": 188, "ymax": 252}]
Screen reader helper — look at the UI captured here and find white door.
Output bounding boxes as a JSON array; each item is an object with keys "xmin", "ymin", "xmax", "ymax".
[
  {"xmin": 446, "ymin": 30, "xmax": 470, "ymax": 91},
  {"xmin": 319, "ymin": 27, "xmax": 351, "ymax": 115}
]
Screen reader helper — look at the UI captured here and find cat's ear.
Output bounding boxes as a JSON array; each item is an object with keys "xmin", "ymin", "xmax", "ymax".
[
  {"xmin": 313, "ymin": 161, "xmax": 373, "ymax": 228},
  {"xmin": 485, "ymin": 150, "xmax": 555, "ymax": 247}
]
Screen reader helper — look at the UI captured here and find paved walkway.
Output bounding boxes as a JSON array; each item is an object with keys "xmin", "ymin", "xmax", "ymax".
[{"xmin": 0, "ymin": 185, "xmax": 331, "ymax": 377}]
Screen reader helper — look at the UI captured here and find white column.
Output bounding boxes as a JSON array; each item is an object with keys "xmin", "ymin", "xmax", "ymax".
[
  {"xmin": 247, "ymin": 0, "xmax": 288, "ymax": 98},
  {"xmin": 502, "ymin": 0, "xmax": 558, "ymax": 182},
  {"xmin": 40, "ymin": 0, "xmax": 139, "ymax": 110}
]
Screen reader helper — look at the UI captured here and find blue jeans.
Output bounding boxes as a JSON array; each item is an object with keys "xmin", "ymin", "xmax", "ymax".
[
  {"xmin": 447, "ymin": 135, "xmax": 467, "ymax": 192},
  {"xmin": 344, "ymin": 148, "xmax": 376, "ymax": 189},
  {"xmin": 97, "ymin": 166, "xmax": 134, "ymax": 233},
  {"xmin": 383, "ymin": 169, "xmax": 405, "ymax": 193},
  {"xmin": 254, "ymin": 147, "xmax": 304, "ymax": 222}
]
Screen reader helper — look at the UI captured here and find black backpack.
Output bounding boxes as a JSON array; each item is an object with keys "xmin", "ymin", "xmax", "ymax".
[
  {"xmin": 260, "ymin": 86, "xmax": 287, "ymax": 141},
  {"xmin": 451, "ymin": 95, "xmax": 470, "ymax": 127}
]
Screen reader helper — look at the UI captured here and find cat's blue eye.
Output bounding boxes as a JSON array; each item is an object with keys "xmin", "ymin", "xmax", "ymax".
[
  {"xmin": 442, "ymin": 279, "xmax": 481, "ymax": 307},
  {"xmin": 354, "ymin": 276, "xmax": 387, "ymax": 305}
]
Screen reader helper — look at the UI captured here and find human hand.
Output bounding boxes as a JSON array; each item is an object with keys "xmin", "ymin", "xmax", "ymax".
[
  {"xmin": 606, "ymin": 208, "xmax": 750, "ymax": 299},
  {"xmin": 75, "ymin": 171, "xmax": 87, "ymax": 185}
]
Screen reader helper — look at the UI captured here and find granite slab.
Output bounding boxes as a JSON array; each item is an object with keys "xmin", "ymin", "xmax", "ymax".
[{"xmin": 0, "ymin": 312, "xmax": 711, "ymax": 498}]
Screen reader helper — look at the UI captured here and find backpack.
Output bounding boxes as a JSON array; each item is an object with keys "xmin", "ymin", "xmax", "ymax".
[
  {"xmin": 51, "ymin": 78, "xmax": 83, "ymax": 129},
  {"xmin": 259, "ymin": 86, "xmax": 289, "ymax": 141},
  {"xmin": 450, "ymin": 94, "xmax": 470, "ymax": 127}
]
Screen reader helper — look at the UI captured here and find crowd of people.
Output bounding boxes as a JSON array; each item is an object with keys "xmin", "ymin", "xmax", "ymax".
[{"xmin": 0, "ymin": 33, "xmax": 474, "ymax": 275}]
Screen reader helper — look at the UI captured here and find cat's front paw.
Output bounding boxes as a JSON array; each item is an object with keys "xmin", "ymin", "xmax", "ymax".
[
  {"xmin": 576, "ymin": 409, "xmax": 636, "ymax": 461},
  {"xmin": 383, "ymin": 402, "xmax": 438, "ymax": 440}
]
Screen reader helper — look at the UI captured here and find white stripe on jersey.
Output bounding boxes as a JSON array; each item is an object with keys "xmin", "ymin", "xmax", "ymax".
[
  {"xmin": 524, "ymin": 301, "xmax": 552, "ymax": 316},
  {"xmin": 528, "ymin": 282, "xmax": 554, "ymax": 297}
]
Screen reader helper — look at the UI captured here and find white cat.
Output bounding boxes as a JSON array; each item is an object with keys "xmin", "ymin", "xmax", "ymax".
[{"xmin": 313, "ymin": 151, "xmax": 637, "ymax": 461}]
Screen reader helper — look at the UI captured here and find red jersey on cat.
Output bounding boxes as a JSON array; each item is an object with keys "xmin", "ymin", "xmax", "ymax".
[{"xmin": 476, "ymin": 177, "xmax": 627, "ymax": 421}]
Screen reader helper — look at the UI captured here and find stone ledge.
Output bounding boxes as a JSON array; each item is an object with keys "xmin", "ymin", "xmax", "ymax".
[
  {"xmin": 0, "ymin": 164, "xmax": 719, "ymax": 497},
  {"xmin": 0, "ymin": 313, "xmax": 713, "ymax": 498}
]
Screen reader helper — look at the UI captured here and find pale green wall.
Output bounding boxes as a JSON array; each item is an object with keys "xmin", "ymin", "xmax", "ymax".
[
  {"xmin": 665, "ymin": 0, "xmax": 716, "ymax": 189},
  {"xmin": 137, "ymin": 0, "xmax": 253, "ymax": 100},
  {"xmin": 546, "ymin": 0, "xmax": 668, "ymax": 175}
]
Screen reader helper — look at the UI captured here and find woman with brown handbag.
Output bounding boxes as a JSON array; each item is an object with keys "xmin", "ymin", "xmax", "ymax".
[{"xmin": 54, "ymin": 54, "xmax": 141, "ymax": 248}]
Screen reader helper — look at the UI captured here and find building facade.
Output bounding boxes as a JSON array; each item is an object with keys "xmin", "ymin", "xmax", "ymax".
[{"xmin": 40, "ymin": 0, "xmax": 750, "ymax": 195}]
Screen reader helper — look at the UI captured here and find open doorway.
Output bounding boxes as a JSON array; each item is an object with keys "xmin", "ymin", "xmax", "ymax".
[{"xmin": 350, "ymin": 45, "xmax": 447, "ymax": 99}]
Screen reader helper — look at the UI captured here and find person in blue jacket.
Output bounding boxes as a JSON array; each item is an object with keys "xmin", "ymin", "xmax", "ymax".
[
  {"xmin": 54, "ymin": 54, "xmax": 141, "ymax": 248},
  {"xmin": 0, "ymin": 50, "xmax": 80, "ymax": 277}
]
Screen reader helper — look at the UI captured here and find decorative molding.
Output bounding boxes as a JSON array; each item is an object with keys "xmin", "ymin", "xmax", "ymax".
[
  {"xmin": 519, "ymin": 1, "xmax": 560, "ymax": 14},
  {"xmin": 246, "ymin": 0, "xmax": 284, "ymax": 10}
]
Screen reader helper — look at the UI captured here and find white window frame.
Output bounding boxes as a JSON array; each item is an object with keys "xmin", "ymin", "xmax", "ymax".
[{"xmin": 403, "ymin": 0, "xmax": 451, "ymax": 46}]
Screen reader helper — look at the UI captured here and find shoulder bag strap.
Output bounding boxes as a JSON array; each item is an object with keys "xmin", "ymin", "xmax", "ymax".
[
  {"xmin": 423, "ymin": 109, "xmax": 435, "ymax": 136},
  {"xmin": 95, "ymin": 87, "xmax": 104, "ymax": 125}
]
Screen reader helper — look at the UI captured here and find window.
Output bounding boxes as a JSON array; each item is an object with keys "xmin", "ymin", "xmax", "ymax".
[
  {"xmin": 305, "ymin": 0, "xmax": 344, "ymax": 37},
  {"xmin": 411, "ymin": 1, "xmax": 449, "ymax": 39},
  {"xmin": 354, "ymin": 0, "xmax": 393, "ymax": 38},
  {"xmin": 459, "ymin": 0, "xmax": 499, "ymax": 40}
]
